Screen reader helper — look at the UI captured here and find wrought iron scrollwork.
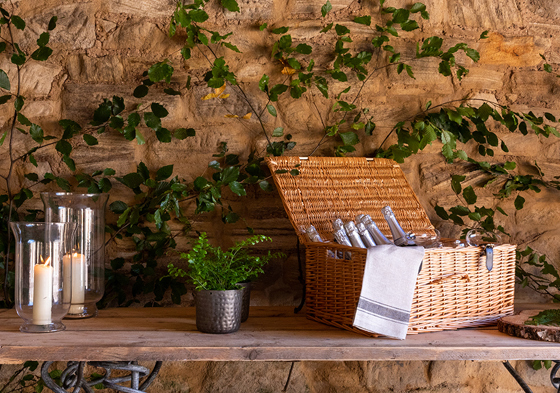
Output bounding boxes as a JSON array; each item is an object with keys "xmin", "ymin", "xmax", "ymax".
[
  {"xmin": 503, "ymin": 360, "xmax": 560, "ymax": 393},
  {"xmin": 550, "ymin": 361, "xmax": 560, "ymax": 392},
  {"xmin": 41, "ymin": 361, "xmax": 162, "ymax": 393}
]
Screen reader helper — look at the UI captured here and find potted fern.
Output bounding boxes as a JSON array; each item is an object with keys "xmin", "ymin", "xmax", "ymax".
[{"xmin": 168, "ymin": 233, "xmax": 281, "ymax": 333}]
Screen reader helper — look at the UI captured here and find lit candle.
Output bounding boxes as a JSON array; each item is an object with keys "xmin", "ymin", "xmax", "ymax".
[
  {"xmin": 33, "ymin": 257, "xmax": 53, "ymax": 325},
  {"xmin": 63, "ymin": 252, "xmax": 86, "ymax": 314}
]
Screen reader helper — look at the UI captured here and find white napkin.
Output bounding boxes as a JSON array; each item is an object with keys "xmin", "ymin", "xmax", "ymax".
[{"xmin": 353, "ymin": 244, "xmax": 425, "ymax": 340}]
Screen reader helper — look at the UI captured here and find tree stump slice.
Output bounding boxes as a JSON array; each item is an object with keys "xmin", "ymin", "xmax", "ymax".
[{"xmin": 498, "ymin": 310, "xmax": 560, "ymax": 342}]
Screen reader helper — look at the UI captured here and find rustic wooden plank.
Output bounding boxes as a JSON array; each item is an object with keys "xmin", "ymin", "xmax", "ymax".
[
  {"xmin": 0, "ymin": 306, "xmax": 558, "ymax": 363},
  {"xmin": 0, "ymin": 317, "xmax": 325, "ymax": 332},
  {"xmin": 0, "ymin": 308, "xmax": 314, "ymax": 332}
]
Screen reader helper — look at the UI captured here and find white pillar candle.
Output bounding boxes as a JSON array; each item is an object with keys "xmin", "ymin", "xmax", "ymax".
[
  {"xmin": 63, "ymin": 253, "xmax": 86, "ymax": 314},
  {"xmin": 33, "ymin": 257, "xmax": 53, "ymax": 325}
]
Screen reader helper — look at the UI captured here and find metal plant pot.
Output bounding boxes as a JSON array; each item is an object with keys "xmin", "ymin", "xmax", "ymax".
[
  {"xmin": 237, "ymin": 282, "xmax": 251, "ymax": 322},
  {"xmin": 194, "ymin": 289, "xmax": 243, "ymax": 334}
]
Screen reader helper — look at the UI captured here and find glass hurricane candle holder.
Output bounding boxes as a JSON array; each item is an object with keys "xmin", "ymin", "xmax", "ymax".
[
  {"xmin": 41, "ymin": 193, "xmax": 109, "ymax": 319},
  {"xmin": 11, "ymin": 222, "xmax": 76, "ymax": 333}
]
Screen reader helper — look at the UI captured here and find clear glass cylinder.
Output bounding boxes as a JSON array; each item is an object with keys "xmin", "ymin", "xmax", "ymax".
[
  {"xmin": 466, "ymin": 228, "xmax": 502, "ymax": 246},
  {"xmin": 41, "ymin": 193, "xmax": 109, "ymax": 318},
  {"xmin": 10, "ymin": 222, "xmax": 76, "ymax": 333}
]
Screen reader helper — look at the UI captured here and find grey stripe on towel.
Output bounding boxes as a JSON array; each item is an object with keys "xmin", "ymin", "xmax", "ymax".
[
  {"xmin": 352, "ymin": 244, "xmax": 425, "ymax": 339},
  {"xmin": 357, "ymin": 298, "xmax": 410, "ymax": 323}
]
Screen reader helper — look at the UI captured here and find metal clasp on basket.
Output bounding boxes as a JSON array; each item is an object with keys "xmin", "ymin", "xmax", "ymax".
[{"xmin": 483, "ymin": 245, "xmax": 493, "ymax": 272}]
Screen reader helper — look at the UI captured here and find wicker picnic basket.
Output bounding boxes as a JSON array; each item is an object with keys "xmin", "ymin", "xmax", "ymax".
[{"xmin": 266, "ymin": 156, "xmax": 516, "ymax": 336}]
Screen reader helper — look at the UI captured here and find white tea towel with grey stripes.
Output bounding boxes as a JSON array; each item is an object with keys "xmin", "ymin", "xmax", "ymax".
[{"xmin": 353, "ymin": 244, "xmax": 425, "ymax": 340}]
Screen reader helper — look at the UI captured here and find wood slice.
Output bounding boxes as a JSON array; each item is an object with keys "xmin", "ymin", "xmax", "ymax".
[{"xmin": 498, "ymin": 309, "xmax": 560, "ymax": 342}]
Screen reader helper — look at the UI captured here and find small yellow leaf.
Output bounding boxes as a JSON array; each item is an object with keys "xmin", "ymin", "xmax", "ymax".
[
  {"xmin": 281, "ymin": 66, "xmax": 296, "ymax": 75},
  {"xmin": 225, "ymin": 114, "xmax": 238, "ymax": 118},
  {"xmin": 214, "ymin": 83, "xmax": 226, "ymax": 96},
  {"xmin": 202, "ymin": 92, "xmax": 218, "ymax": 100},
  {"xmin": 242, "ymin": 112, "xmax": 252, "ymax": 119},
  {"xmin": 219, "ymin": 94, "xmax": 230, "ymax": 99}
]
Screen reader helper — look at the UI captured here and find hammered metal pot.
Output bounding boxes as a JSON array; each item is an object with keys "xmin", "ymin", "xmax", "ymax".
[
  {"xmin": 237, "ymin": 282, "xmax": 251, "ymax": 323},
  {"xmin": 194, "ymin": 289, "xmax": 243, "ymax": 334}
]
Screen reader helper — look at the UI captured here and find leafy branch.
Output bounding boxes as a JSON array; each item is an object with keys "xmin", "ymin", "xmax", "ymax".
[{"xmin": 167, "ymin": 232, "xmax": 283, "ymax": 291}]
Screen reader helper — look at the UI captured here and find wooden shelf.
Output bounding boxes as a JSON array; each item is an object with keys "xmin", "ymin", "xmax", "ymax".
[{"xmin": 0, "ymin": 306, "xmax": 558, "ymax": 364}]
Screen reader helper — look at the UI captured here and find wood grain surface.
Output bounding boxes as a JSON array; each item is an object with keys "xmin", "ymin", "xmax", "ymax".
[
  {"xmin": 499, "ymin": 309, "xmax": 560, "ymax": 343},
  {"xmin": 0, "ymin": 306, "xmax": 558, "ymax": 364}
]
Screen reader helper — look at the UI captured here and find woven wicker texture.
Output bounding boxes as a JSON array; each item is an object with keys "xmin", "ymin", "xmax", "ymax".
[
  {"xmin": 266, "ymin": 156, "xmax": 516, "ymax": 336},
  {"xmin": 266, "ymin": 156, "xmax": 433, "ymax": 243}
]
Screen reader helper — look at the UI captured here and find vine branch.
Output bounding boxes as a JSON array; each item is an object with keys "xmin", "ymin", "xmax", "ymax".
[
  {"xmin": 197, "ymin": 44, "xmax": 274, "ymax": 150},
  {"xmin": 377, "ymin": 98, "xmax": 502, "ymax": 151}
]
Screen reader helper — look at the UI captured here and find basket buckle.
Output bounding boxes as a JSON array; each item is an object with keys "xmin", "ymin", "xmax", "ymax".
[{"xmin": 483, "ymin": 245, "xmax": 494, "ymax": 272}]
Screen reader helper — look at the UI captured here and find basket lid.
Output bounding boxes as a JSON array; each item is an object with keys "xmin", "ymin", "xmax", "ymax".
[{"xmin": 265, "ymin": 156, "xmax": 434, "ymax": 244}]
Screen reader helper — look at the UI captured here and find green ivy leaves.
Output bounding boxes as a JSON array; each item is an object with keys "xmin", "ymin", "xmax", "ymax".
[
  {"xmin": 48, "ymin": 16, "xmax": 57, "ymax": 31},
  {"xmin": 205, "ymin": 57, "xmax": 237, "ymax": 88},
  {"xmin": 378, "ymin": 101, "xmax": 560, "ymax": 166},
  {"xmin": 354, "ymin": 16, "xmax": 371, "ymax": 26},
  {"xmin": 11, "ymin": 15, "xmax": 25, "ymax": 30},
  {"xmin": 415, "ymin": 38, "xmax": 479, "ymax": 81},
  {"xmin": 148, "ymin": 61, "xmax": 174, "ymax": 83},
  {"xmin": 321, "ymin": 1, "xmax": 332, "ymax": 17},
  {"xmin": 463, "ymin": 186, "xmax": 477, "ymax": 204},
  {"xmin": 339, "ymin": 131, "xmax": 359, "ymax": 146},
  {"xmin": 31, "ymin": 46, "xmax": 52, "ymax": 61},
  {"xmin": 221, "ymin": 0, "xmax": 240, "ymax": 12},
  {"xmin": 526, "ymin": 310, "xmax": 560, "ymax": 327},
  {"xmin": 451, "ymin": 175, "xmax": 466, "ymax": 194},
  {"xmin": 156, "ymin": 165, "xmax": 174, "ymax": 181},
  {"xmin": 0, "ymin": 70, "xmax": 10, "ymax": 91},
  {"xmin": 517, "ymin": 248, "xmax": 560, "ymax": 303},
  {"xmin": 89, "ymin": 84, "xmax": 190, "ymax": 145},
  {"xmin": 97, "ymin": 162, "xmax": 191, "ymax": 307},
  {"xmin": 151, "ymin": 103, "xmax": 168, "ymax": 118},
  {"xmin": 133, "ymin": 85, "xmax": 149, "ymax": 98}
]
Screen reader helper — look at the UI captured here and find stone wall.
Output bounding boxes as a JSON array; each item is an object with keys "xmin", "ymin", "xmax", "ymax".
[
  {"xmin": 1, "ymin": 0, "xmax": 560, "ymax": 391},
  {"xmin": 0, "ymin": 359, "xmax": 556, "ymax": 392}
]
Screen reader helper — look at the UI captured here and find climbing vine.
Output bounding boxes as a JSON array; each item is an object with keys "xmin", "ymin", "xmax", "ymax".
[
  {"xmin": 1, "ymin": 0, "xmax": 559, "ymax": 317},
  {"xmin": 0, "ymin": 0, "xmax": 559, "ymax": 387}
]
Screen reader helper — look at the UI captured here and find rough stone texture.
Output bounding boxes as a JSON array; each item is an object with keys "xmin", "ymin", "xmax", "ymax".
[
  {"xmin": 20, "ymin": 62, "xmax": 62, "ymax": 96},
  {"xmin": 67, "ymin": 54, "xmax": 125, "ymax": 83},
  {"xmin": 2, "ymin": 0, "xmax": 560, "ymax": 391},
  {"xmin": 447, "ymin": 0, "xmax": 524, "ymax": 30},
  {"xmin": 0, "ymin": 360, "xmax": 555, "ymax": 393},
  {"xmin": 103, "ymin": 20, "xmax": 181, "ymax": 56},
  {"xmin": 479, "ymin": 33, "xmax": 544, "ymax": 67},
  {"xmin": 23, "ymin": 100, "xmax": 58, "ymax": 119},
  {"xmin": 292, "ymin": 0, "xmax": 354, "ymax": 16},
  {"xmin": 224, "ymin": 0, "xmax": 274, "ymax": 20},
  {"xmin": 0, "ymin": 60, "xmax": 62, "ymax": 98},
  {"xmin": 526, "ymin": 0, "xmax": 560, "ymax": 18},
  {"xmin": 18, "ymin": 3, "xmax": 97, "ymax": 50},
  {"xmin": 106, "ymin": 0, "xmax": 176, "ymax": 17}
]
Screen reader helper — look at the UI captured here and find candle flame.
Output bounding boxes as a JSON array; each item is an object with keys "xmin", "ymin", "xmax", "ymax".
[
  {"xmin": 40, "ymin": 256, "xmax": 51, "ymax": 267},
  {"xmin": 73, "ymin": 252, "xmax": 79, "ymax": 258}
]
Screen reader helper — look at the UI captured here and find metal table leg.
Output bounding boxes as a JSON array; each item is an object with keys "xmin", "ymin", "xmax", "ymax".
[
  {"xmin": 41, "ymin": 361, "xmax": 162, "ymax": 393},
  {"xmin": 502, "ymin": 361, "xmax": 533, "ymax": 393},
  {"xmin": 550, "ymin": 361, "xmax": 560, "ymax": 393},
  {"xmin": 503, "ymin": 360, "xmax": 560, "ymax": 393}
]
